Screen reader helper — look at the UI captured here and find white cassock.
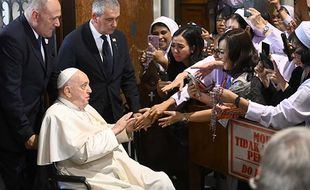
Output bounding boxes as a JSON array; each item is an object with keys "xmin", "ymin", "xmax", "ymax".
[{"xmin": 37, "ymin": 97, "xmax": 175, "ymax": 190}]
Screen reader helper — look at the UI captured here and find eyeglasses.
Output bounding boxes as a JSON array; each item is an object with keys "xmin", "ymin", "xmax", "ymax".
[
  {"xmin": 216, "ymin": 19, "xmax": 226, "ymax": 23},
  {"xmin": 214, "ymin": 49, "xmax": 225, "ymax": 55}
]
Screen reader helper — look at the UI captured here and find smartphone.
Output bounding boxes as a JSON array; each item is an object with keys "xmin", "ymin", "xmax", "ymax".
[
  {"xmin": 262, "ymin": 42, "xmax": 270, "ymax": 57},
  {"xmin": 147, "ymin": 35, "xmax": 159, "ymax": 51},
  {"xmin": 244, "ymin": 0, "xmax": 254, "ymax": 17},
  {"xmin": 187, "ymin": 73, "xmax": 214, "ymax": 93},
  {"xmin": 260, "ymin": 52, "xmax": 274, "ymax": 70},
  {"xmin": 145, "ymin": 35, "xmax": 160, "ymax": 68},
  {"xmin": 281, "ymin": 33, "xmax": 293, "ymax": 61}
]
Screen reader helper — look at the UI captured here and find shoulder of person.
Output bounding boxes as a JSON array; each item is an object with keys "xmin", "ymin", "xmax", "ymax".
[
  {"xmin": 45, "ymin": 101, "xmax": 69, "ymax": 117},
  {"xmin": 301, "ymin": 78, "xmax": 310, "ymax": 88},
  {"xmin": 111, "ymin": 29, "xmax": 127, "ymax": 40}
]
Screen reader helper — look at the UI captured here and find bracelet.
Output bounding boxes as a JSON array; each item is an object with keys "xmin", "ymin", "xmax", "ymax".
[
  {"xmin": 234, "ymin": 95, "xmax": 241, "ymax": 108},
  {"xmin": 182, "ymin": 113, "xmax": 190, "ymax": 124}
]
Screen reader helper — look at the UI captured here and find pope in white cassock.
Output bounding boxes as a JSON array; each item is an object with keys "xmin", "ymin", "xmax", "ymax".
[{"xmin": 37, "ymin": 68, "xmax": 175, "ymax": 190}]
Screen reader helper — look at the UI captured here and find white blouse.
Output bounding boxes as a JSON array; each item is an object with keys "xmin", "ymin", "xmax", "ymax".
[{"xmin": 246, "ymin": 79, "xmax": 310, "ymax": 129}]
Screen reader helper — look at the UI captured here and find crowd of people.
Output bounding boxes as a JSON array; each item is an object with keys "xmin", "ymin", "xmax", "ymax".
[{"xmin": 0, "ymin": 0, "xmax": 310, "ymax": 189}]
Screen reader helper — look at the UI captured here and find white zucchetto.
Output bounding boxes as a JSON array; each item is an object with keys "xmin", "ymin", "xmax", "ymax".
[{"xmin": 57, "ymin": 68, "xmax": 79, "ymax": 89}]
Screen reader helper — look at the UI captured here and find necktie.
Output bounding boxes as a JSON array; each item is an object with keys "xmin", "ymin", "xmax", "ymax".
[
  {"xmin": 101, "ymin": 35, "xmax": 113, "ymax": 75},
  {"xmin": 37, "ymin": 36, "xmax": 42, "ymax": 50},
  {"xmin": 37, "ymin": 36, "xmax": 45, "ymax": 63}
]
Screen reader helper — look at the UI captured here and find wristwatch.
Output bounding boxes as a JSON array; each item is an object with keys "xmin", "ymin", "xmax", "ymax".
[
  {"xmin": 182, "ymin": 113, "xmax": 190, "ymax": 124},
  {"xmin": 262, "ymin": 25, "xmax": 269, "ymax": 36},
  {"xmin": 234, "ymin": 95, "xmax": 241, "ymax": 108}
]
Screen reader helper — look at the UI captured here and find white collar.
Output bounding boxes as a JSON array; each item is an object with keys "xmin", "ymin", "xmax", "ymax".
[
  {"xmin": 58, "ymin": 97, "xmax": 86, "ymax": 111},
  {"xmin": 89, "ymin": 20, "xmax": 110, "ymax": 40}
]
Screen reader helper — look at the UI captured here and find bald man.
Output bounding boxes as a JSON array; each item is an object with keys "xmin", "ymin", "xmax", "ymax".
[{"xmin": 0, "ymin": 0, "xmax": 61, "ymax": 189}]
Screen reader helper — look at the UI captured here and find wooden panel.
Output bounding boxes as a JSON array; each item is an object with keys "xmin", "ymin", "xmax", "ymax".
[
  {"xmin": 118, "ymin": 0, "xmax": 153, "ymax": 82},
  {"xmin": 179, "ymin": 4, "xmax": 208, "ymax": 28},
  {"xmin": 75, "ymin": 0, "xmax": 92, "ymax": 27},
  {"xmin": 182, "ymin": 0, "xmax": 208, "ymax": 3},
  {"xmin": 56, "ymin": 0, "xmax": 75, "ymax": 48},
  {"xmin": 56, "ymin": 0, "xmax": 153, "ymax": 81},
  {"xmin": 294, "ymin": 0, "xmax": 310, "ymax": 22},
  {"xmin": 176, "ymin": 0, "xmax": 218, "ymax": 32},
  {"xmin": 188, "ymin": 105, "xmax": 228, "ymax": 190},
  {"xmin": 189, "ymin": 123, "xmax": 228, "ymax": 172}
]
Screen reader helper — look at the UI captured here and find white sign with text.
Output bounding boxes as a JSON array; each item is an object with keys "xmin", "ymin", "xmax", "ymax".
[{"xmin": 228, "ymin": 120, "xmax": 276, "ymax": 180}]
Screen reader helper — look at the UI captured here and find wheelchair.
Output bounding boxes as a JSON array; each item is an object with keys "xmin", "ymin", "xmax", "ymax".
[{"xmin": 48, "ymin": 163, "xmax": 91, "ymax": 190}]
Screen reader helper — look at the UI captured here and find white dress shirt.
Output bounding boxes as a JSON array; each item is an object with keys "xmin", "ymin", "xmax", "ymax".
[{"xmin": 89, "ymin": 21, "xmax": 113, "ymax": 61}]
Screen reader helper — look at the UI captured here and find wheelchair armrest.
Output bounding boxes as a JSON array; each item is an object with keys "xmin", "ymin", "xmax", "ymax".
[
  {"xmin": 49, "ymin": 174, "xmax": 91, "ymax": 190},
  {"xmin": 49, "ymin": 162, "xmax": 91, "ymax": 190},
  {"xmin": 52, "ymin": 174, "xmax": 87, "ymax": 183}
]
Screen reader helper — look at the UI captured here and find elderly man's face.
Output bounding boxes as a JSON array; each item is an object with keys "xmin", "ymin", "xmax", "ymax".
[
  {"xmin": 67, "ymin": 71, "xmax": 92, "ymax": 109},
  {"xmin": 33, "ymin": 0, "xmax": 61, "ymax": 38}
]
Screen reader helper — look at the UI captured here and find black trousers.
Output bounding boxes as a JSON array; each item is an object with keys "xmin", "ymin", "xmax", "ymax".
[{"xmin": 0, "ymin": 149, "xmax": 39, "ymax": 190}]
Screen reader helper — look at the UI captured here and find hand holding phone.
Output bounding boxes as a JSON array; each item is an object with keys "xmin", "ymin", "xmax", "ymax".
[
  {"xmin": 260, "ymin": 52, "xmax": 274, "ymax": 70},
  {"xmin": 147, "ymin": 35, "xmax": 159, "ymax": 52},
  {"xmin": 281, "ymin": 33, "xmax": 293, "ymax": 61},
  {"xmin": 145, "ymin": 35, "xmax": 160, "ymax": 68},
  {"xmin": 262, "ymin": 42, "xmax": 270, "ymax": 56},
  {"xmin": 187, "ymin": 73, "xmax": 214, "ymax": 93}
]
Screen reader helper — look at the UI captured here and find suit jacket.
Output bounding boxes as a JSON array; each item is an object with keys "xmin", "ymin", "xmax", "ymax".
[
  {"xmin": 57, "ymin": 22, "xmax": 139, "ymax": 123},
  {"xmin": 0, "ymin": 15, "xmax": 57, "ymax": 153}
]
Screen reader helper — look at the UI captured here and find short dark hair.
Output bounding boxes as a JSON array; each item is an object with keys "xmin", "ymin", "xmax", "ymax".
[{"xmin": 171, "ymin": 24, "xmax": 204, "ymax": 64}]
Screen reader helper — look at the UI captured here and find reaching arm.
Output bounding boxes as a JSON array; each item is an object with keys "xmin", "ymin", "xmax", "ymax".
[
  {"xmin": 148, "ymin": 97, "xmax": 176, "ymax": 124},
  {"xmin": 221, "ymin": 80, "xmax": 310, "ymax": 128},
  {"xmin": 158, "ymin": 109, "xmax": 213, "ymax": 128}
]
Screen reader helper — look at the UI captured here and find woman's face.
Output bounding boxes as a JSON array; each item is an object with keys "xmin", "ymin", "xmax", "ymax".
[
  {"xmin": 216, "ymin": 17, "xmax": 226, "ymax": 35},
  {"xmin": 291, "ymin": 38, "xmax": 305, "ymax": 67},
  {"xmin": 271, "ymin": 9, "xmax": 287, "ymax": 32},
  {"xmin": 218, "ymin": 39, "xmax": 232, "ymax": 70},
  {"xmin": 151, "ymin": 25, "xmax": 172, "ymax": 51},
  {"xmin": 171, "ymin": 34, "xmax": 191, "ymax": 64}
]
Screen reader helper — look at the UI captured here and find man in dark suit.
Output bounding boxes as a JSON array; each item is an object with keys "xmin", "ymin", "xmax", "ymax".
[
  {"xmin": 0, "ymin": 0, "xmax": 61, "ymax": 189},
  {"xmin": 57, "ymin": 0, "xmax": 140, "ymax": 124}
]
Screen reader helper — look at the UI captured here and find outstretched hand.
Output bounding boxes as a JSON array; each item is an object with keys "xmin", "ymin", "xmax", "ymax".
[
  {"xmin": 134, "ymin": 108, "xmax": 153, "ymax": 131},
  {"xmin": 148, "ymin": 103, "xmax": 169, "ymax": 124},
  {"xmin": 113, "ymin": 112, "xmax": 136, "ymax": 135},
  {"xmin": 158, "ymin": 111, "xmax": 183, "ymax": 128},
  {"xmin": 157, "ymin": 80, "xmax": 171, "ymax": 98},
  {"xmin": 192, "ymin": 60, "xmax": 223, "ymax": 79},
  {"xmin": 161, "ymin": 71, "xmax": 188, "ymax": 93}
]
